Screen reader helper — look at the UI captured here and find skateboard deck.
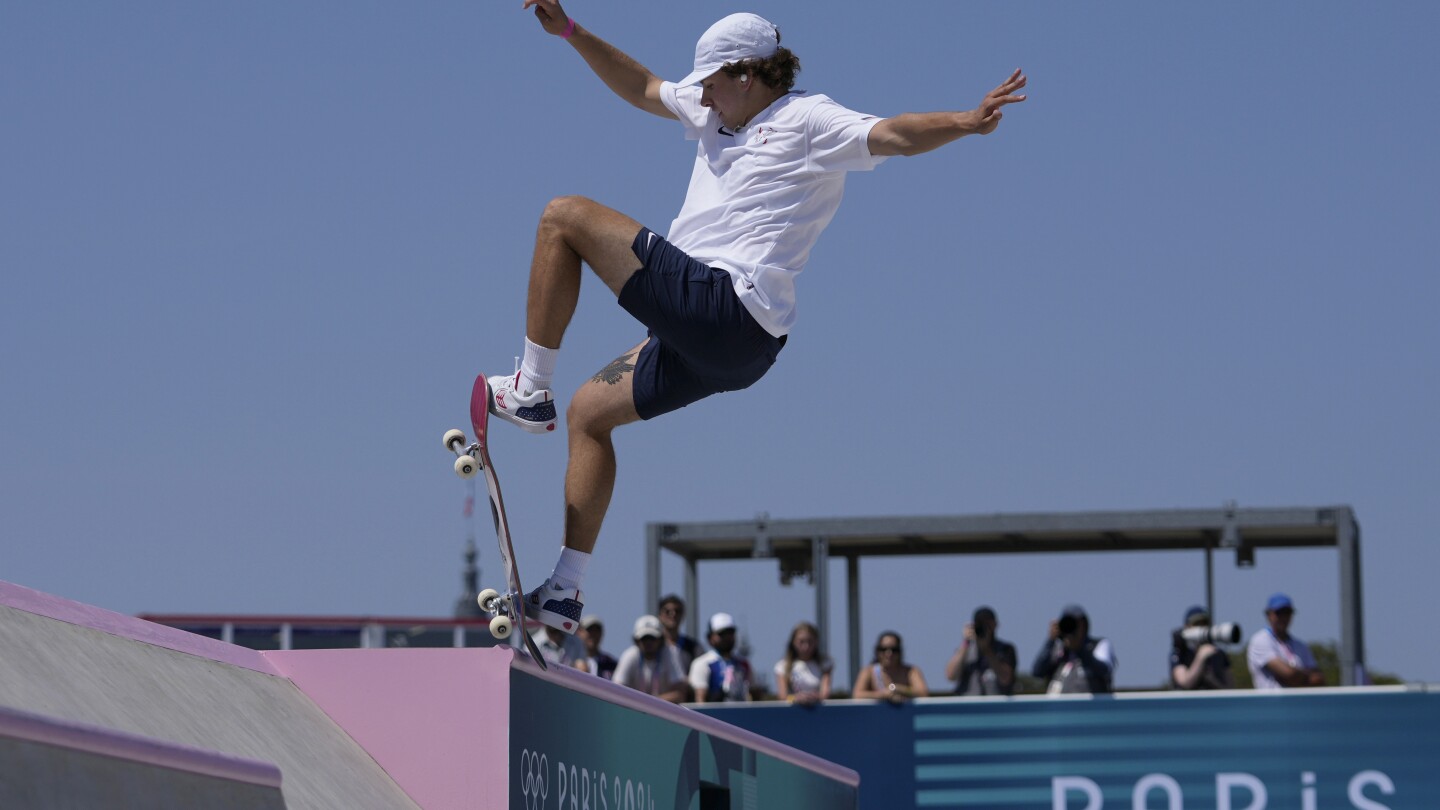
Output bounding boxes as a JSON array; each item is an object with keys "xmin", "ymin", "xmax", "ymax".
[{"xmin": 443, "ymin": 375, "xmax": 548, "ymax": 670}]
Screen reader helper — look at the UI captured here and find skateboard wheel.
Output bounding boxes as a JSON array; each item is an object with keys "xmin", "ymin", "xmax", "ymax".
[
  {"xmin": 454, "ymin": 454, "xmax": 479, "ymax": 479},
  {"xmin": 442, "ymin": 428, "xmax": 466, "ymax": 452},
  {"xmin": 490, "ymin": 615, "xmax": 513, "ymax": 639},
  {"xmin": 477, "ymin": 588, "xmax": 501, "ymax": 614}
]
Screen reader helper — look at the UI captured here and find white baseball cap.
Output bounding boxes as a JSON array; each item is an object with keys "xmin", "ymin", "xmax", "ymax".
[
  {"xmin": 632, "ymin": 614, "xmax": 664, "ymax": 640},
  {"xmin": 676, "ymin": 13, "xmax": 780, "ymax": 87},
  {"xmin": 709, "ymin": 612, "xmax": 737, "ymax": 634}
]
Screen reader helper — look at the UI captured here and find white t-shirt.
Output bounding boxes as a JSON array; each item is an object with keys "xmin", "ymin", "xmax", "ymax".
[
  {"xmin": 773, "ymin": 657, "xmax": 832, "ymax": 696},
  {"xmin": 1247, "ymin": 629, "xmax": 1317, "ymax": 689},
  {"xmin": 612, "ymin": 644, "xmax": 687, "ymax": 696},
  {"xmin": 530, "ymin": 628, "xmax": 587, "ymax": 667},
  {"xmin": 659, "ymin": 83, "xmax": 888, "ymax": 337}
]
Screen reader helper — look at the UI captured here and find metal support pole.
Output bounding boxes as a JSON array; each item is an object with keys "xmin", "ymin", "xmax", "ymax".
[
  {"xmin": 1205, "ymin": 544, "xmax": 1215, "ymax": 618},
  {"xmin": 684, "ymin": 555, "xmax": 699, "ymax": 642},
  {"xmin": 847, "ymin": 555, "xmax": 861, "ymax": 689},
  {"xmin": 812, "ymin": 537, "xmax": 830, "ymax": 665},
  {"xmin": 1336, "ymin": 510, "xmax": 1365, "ymax": 685},
  {"xmin": 645, "ymin": 524, "xmax": 662, "ymax": 624}
]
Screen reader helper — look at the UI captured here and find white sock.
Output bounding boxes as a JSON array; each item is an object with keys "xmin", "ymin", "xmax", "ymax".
[
  {"xmin": 550, "ymin": 546, "xmax": 591, "ymax": 591},
  {"xmin": 519, "ymin": 337, "xmax": 558, "ymax": 395}
]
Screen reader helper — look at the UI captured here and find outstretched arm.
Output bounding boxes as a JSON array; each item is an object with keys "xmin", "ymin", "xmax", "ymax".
[
  {"xmin": 868, "ymin": 69, "xmax": 1027, "ymax": 157},
  {"xmin": 523, "ymin": 0, "xmax": 677, "ymax": 120}
]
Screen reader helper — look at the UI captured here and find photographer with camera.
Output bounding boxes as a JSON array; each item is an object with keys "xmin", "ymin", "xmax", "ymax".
[
  {"xmin": 945, "ymin": 607, "xmax": 1017, "ymax": 696},
  {"xmin": 1169, "ymin": 606, "xmax": 1237, "ymax": 690},
  {"xmin": 1031, "ymin": 604, "xmax": 1116, "ymax": 694}
]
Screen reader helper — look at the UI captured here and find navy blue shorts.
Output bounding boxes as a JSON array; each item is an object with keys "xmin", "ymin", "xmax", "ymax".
[{"xmin": 618, "ymin": 228, "xmax": 786, "ymax": 420}]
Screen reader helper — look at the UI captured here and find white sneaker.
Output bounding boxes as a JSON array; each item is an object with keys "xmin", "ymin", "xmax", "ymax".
[
  {"xmin": 525, "ymin": 578, "xmax": 585, "ymax": 634},
  {"xmin": 487, "ymin": 372, "xmax": 557, "ymax": 434}
]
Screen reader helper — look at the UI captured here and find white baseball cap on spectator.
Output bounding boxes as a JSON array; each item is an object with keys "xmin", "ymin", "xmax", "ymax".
[
  {"xmin": 709, "ymin": 612, "xmax": 737, "ymax": 634},
  {"xmin": 632, "ymin": 614, "xmax": 664, "ymax": 640},
  {"xmin": 676, "ymin": 13, "xmax": 780, "ymax": 87}
]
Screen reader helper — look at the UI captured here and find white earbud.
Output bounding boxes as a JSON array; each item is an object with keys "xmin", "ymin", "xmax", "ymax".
[{"xmin": 739, "ymin": 74, "xmax": 749, "ymax": 84}]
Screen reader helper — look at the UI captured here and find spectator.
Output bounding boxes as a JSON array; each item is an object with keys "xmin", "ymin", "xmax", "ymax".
[
  {"xmin": 658, "ymin": 594, "xmax": 705, "ymax": 673},
  {"xmin": 1170, "ymin": 605, "xmax": 1234, "ymax": 690},
  {"xmin": 612, "ymin": 615, "xmax": 688, "ymax": 702},
  {"xmin": 689, "ymin": 613, "xmax": 754, "ymax": 703},
  {"xmin": 773, "ymin": 621, "xmax": 833, "ymax": 705},
  {"xmin": 1032, "ymin": 604, "xmax": 1116, "ymax": 694},
  {"xmin": 530, "ymin": 623, "xmax": 587, "ymax": 668},
  {"xmin": 1247, "ymin": 593, "xmax": 1324, "ymax": 689},
  {"xmin": 852, "ymin": 631, "xmax": 929, "ymax": 703},
  {"xmin": 577, "ymin": 614, "xmax": 618, "ymax": 680},
  {"xmin": 944, "ymin": 606, "xmax": 1017, "ymax": 696}
]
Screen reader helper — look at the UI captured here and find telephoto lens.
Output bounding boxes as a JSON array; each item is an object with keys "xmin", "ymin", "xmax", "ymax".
[{"xmin": 1181, "ymin": 622, "xmax": 1242, "ymax": 646}]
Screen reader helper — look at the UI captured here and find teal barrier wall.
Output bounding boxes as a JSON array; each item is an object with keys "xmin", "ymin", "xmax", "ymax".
[
  {"xmin": 700, "ymin": 688, "xmax": 1439, "ymax": 810},
  {"xmin": 511, "ymin": 670, "xmax": 857, "ymax": 810}
]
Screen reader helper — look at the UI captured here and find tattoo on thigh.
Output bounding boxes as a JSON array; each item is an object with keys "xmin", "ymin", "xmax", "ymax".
[{"xmin": 592, "ymin": 352, "xmax": 637, "ymax": 385}]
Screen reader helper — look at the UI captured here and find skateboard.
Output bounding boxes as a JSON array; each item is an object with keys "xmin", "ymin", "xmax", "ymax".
[{"xmin": 443, "ymin": 375, "xmax": 548, "ymax": 670}]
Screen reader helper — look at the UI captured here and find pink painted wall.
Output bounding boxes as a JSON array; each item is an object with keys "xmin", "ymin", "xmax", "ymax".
[{"xmin": 267, "ymin": 646, "xmax": 514, "ymax": 810}]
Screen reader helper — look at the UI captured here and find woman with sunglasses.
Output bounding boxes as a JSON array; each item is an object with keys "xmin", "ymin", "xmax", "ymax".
[{"xmin": 852, "ymin": 631, "xmax": 929, "ymax": 703}]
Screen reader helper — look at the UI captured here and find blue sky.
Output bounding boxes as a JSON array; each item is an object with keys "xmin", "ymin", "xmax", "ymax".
[{"xmin": 3, "ymin": 2, "xmax": 1437, "ymax": 689}]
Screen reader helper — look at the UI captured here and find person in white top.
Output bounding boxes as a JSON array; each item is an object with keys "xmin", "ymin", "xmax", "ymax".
[
  {"xmin": 529, "ymin": 623, "xmax": 588, "ymax": 668},
  {"xmin": 773, "ymin": 621, "xmax": 833, "ymax": 705},
  {"xmin": 495, "ymin": 3, "xmax": 1029, "ymax": 634},
  {"xmin": 1246, "ymin": 593, "xmax": 1325, "ymax": 689},
  {"xmin": 611, "ymin": 615, "xmax": 689, "ymax": 703}
]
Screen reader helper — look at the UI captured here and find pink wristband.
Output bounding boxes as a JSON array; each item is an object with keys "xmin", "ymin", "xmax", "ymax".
[{"xmin": 559, "ymin": 17, "xmax": 576, "ymax": 39}]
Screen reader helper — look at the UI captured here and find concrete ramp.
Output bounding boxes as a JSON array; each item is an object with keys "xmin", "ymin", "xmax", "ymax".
[
  {"xmin": 0, "ymin": 705, "xmax": 285, "ymax": 809},
  {"xmin": 0, "ymin": 581, "xmax": 858, "ymax": 809},
  {"xmin": 0, "ymin": 582, "xmax": 420, "ymax": 809}
]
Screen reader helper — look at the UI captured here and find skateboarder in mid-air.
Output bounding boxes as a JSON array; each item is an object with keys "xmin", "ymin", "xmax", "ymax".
[{"xmin": 491, "ymin": 2, "xmax": 1028, "ymax": 631}]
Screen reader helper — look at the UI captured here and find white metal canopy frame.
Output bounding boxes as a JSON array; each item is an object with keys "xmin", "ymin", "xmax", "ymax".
[{"xmin": 643, "ymin": 505, "xmax": 1365, "ymax": 686}]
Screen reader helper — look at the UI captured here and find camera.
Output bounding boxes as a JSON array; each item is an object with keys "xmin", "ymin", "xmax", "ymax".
[
  {"xmin": 1058, "ymin": 615, "xmax": 1079, "ymax": 636},
  {"xmin": 1180, "ymin": 622, "xmax": 1242, "ymax": 647}
]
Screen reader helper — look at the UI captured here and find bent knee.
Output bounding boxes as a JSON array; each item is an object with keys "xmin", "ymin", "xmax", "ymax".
[
  {"xmin": 566, "ymin": 389, "xmax": 609, "ymax": 437},
  {"xmin": 568, "ymin": 382, "xmax": 639, "ymax": 436},
  {"xmin": 565, "ymin": 395, "xmax": 590, "ymax": 433},
  {"xmin": 540, "ymin": 195, "xmax": 597, "ymax": 231}
]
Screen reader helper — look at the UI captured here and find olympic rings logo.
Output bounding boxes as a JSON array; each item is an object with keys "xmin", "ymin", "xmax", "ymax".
[{"xmin": 519, "ymin": 748, "xmax": 549, "ymax": 810}]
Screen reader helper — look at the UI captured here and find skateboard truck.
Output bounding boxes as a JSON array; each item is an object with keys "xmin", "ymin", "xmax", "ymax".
[{"xmin": 444, "ymin": 429, "xmax": 481, "ymax": 480}]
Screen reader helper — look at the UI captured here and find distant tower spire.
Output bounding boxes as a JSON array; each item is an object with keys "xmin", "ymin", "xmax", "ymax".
[{"xmin": 454, "ymin": 479, "xmax": 483, "ymax": 618}]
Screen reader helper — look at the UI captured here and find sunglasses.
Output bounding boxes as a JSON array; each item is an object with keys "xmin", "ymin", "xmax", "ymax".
[{"xmin": 877, "ymin": 645, "xmax": 901, "ymax": 653}]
